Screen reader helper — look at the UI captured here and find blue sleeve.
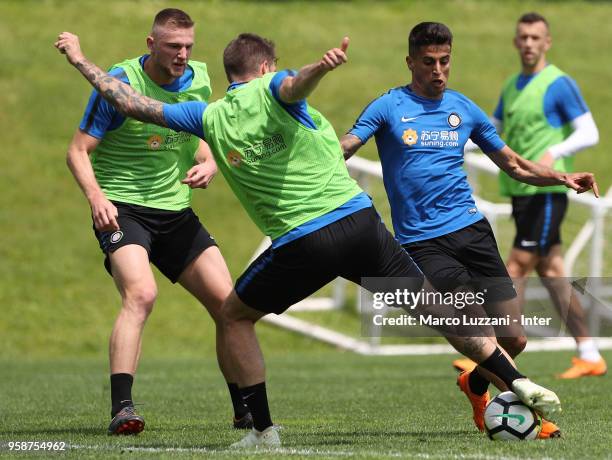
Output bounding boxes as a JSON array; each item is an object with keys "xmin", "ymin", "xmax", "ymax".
[
  {"xmin": 545, "ymin": 76, "xmax": 589, "ymax": 126},
  {"xmin": 78, "ymin": 67, "xmax": 128, "ymax": 138},
  {"xmin": 493, "ymin": 95, "xmax": 504, "ymax": 121},
  {"xmin": 469, "ymin": 102, "xmax": 505, "ymax": 153},
  {"xmin": 162, "ymin": 101, "xmax": 207, "ymax": 139},
  {"xmin": 348, "ymin": 95, "xmax": 388, "ymax": 144},
  {"xmin": 268, "ymin": 69, "xmax": 317, "ymax": 129}
]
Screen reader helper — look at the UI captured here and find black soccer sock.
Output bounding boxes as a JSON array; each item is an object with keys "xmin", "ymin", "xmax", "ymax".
[
  {"xmin": 227, "ymin": 383, "xmax": 250, "ymax": 418},
  {"xmin": 478, "ymin": 347, "xmax": 525, "ymax": 389},
  {"xmin": 240, "ymin": 382, "xmax": 273, "ymax": 432},
  {"xmin": 468, "ymin": 368, "xmax": 491, "ymax": 395},
  {"xmin": 110, "ymin": 373, "xmax": 134, "ymax": 417}
]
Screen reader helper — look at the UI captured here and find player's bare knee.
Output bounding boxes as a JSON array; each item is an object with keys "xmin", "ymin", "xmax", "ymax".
[
  {"xmin": 122, "ymin": 284, "xmax": 157, "ymax": 318},
  {"xmin": 499, "ymin": 335, "xmax": 527, "ymax": 358},
  {"xmin": 535, "ymin": 263, "xmax": 562, "ymax": 279},
  {"xmin": 204, "ymin": 284, "xmax": 233, "ymax": 322},
  {"xmin": 220, "ymin": 293, "xmax": 244, "ymax": 323},
  {"xmin": 507, "ymin": 259, "xmax": 528, "ymax": 278},
  {"xmin": 221, "ymin": 291, "xmax": 263, "ymax": 328}
]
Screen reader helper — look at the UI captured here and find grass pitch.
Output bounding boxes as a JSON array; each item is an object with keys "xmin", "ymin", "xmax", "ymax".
[{"xmin": 1, "ymin": 351, "xmax": 610, "ymax": 459}]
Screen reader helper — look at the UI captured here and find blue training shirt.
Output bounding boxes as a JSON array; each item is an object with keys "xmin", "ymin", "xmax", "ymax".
[
  {"xmin": 163, "ymin": 70, "xmax": 372, "ymax": 247},
  {"xmin": 349, "ymin": 86, "xmax": 505, "ymax": 244},
  {"xmin": 493, "ymin": 72, "xmax": 589, "ymax": 127},
  {"xmin": 79, "ymin": 55, "xmax": 195, "ymax": 139}
]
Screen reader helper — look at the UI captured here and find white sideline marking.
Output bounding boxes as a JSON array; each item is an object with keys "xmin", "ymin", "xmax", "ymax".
[{"xmin": 69, "ymin": 444, "xmax": 517, "ymax": 459}]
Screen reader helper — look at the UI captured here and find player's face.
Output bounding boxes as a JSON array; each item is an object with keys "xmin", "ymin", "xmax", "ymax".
[
  {"xmin": 514, "ymin": 21, "xmax": 550, "ymax": 72},
  {"xmin": 147, "ymin": 26, "xmax": 195, "ymax": 81},
  {"xmin": 406, "ymin": 44, "xmax": 451, "ymax": 99}
]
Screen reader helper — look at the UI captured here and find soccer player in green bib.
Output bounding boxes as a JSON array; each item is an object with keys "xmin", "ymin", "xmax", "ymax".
[
  {"xmin": 64, "ymin": 9, "xmax": 252, "ymax": 435},
  {"xmin": 501, "ymin": 13, "xmax": 606, "ymax": 379},
  {"xmin": 457, "ymin": 13, "xmax": 606, "ymax": 380},
  {"xmin": 57, "ymin": 30, "xmax": 578, "ymax": 448}
]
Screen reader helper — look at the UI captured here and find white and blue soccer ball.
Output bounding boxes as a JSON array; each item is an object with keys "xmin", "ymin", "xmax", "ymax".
[{"xmin": 484, "ymin": 391, "xmax": 541, "ymax": 440}]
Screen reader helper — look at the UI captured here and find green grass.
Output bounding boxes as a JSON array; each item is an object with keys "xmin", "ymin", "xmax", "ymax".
[{"xmin": 1, "ymin": 351, "xmax": 611, "ymax": 459}]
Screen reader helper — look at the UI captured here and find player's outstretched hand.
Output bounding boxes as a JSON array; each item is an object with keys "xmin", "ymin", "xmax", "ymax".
[
  {"xmin": 182, "ymin": 162, "xmax": 218, "ymax": 189},
  {"xmin": 511, "ymin": 378, "xmax": 562, "ymax": 420},
  {"xmin": 564, "ymin": 172, "xmax": 599, "ymax": 197},
  {"xmin": 55, "ymin": 32, "xmax": 85, "ymax": 66},
  {"xmin": 320, "ymin": 37, "xmax": 349, "ymax": 71}
]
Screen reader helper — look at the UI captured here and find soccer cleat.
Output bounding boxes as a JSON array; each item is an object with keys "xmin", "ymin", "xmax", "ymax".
[
  {"xmin": 511, "ymin": 378, "xmax": 561, "ymax": 420},
  {"xmin": 537, "ymin": 419, "xmax": 562, "ymax": 439},
  {"xmin": 230, "ymin": 425, "xmax": 281, "ymax": 449},
  {"xmin": 233, "ymin": 412, "xmax": 254, "ymax": 429},
  {"xmin": 457, "ymin": 371, "xmax": 490, "ymax": 432},
  {"xmin": 557, "ymin": 357, "xmax": 607, "ymax": 379},
  {"xmin": 107, "ymin": 405, "xmax": 145, "ymax": 435},
  {"xmin": 452, "ymin": 358, "xmax": 477, "ymax": 373}
]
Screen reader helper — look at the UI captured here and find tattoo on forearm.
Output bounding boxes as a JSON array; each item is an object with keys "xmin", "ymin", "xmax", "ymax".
[{"xmin": 75, "ymin": 59, "xmax": 167, "ymax": 127}]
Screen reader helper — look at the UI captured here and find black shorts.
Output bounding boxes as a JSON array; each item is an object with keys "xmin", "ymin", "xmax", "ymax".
[
  {"xmin": 511, "ymin": 193, "xmax": 568, "ymax": 255},
  {"xmin": 93, "ymin": 202, "xmax": 217, "ymax": 283},
  {"xmin": 403, "ymin": 218, "xmax": 516, "ymax": 303},
  {"xmin": 235, "ymin": 206, "xmax": 424, "ymax": 314}
]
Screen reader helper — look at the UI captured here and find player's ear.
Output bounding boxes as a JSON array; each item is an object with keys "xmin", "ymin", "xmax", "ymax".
[
  {"xmin": 406, "ymin": 55, "xmax": 414, "ymax": 71},
  {"xmin": 146, "ymin": 35, "xmax": 154, "ymax": 52},
  {"xmin": 259, "ymin": 60, "xmax": 269, "ymax": 76}
]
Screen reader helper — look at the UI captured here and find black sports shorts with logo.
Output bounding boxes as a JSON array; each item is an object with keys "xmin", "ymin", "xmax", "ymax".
[
  {"xmin": 235, "ymin": 206, "xmax": 425, "ymax": 314},
  {"xmin": 403, "ymin": 218, "xmax": 516, "ymax": 303},
  {"xmin": 511, "ymin": 193, "xmax": 568, "ymax": 256},
  {"xmin": 93, "ymin": 201, "xmax": 217, "ymax": 283}
]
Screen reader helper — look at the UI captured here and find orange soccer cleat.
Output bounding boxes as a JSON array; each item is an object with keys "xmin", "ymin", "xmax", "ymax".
[
  {"xmin": 457, "ymin": 371, "xmax": 489, "ymax": 432},
  {"xmin": 452, "ymin": 358, "xmax": 477, "ymax": 373},
  {"xmin": 557, "ymin": 357, "xmax": 607, "ymax": 379},
  {"xmin": 537, "ymin": 419, "xmax": 561, "ymax": 439}
]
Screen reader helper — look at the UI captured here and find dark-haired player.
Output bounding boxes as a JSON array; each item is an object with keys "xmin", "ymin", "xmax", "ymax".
[{"xmin": 342, "ymin": 21, "xmax": 598, "ymax": 438}]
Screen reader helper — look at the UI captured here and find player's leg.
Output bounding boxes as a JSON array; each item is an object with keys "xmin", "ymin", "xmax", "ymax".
[
  {"xmin": 397, "ymin": 219, "xmax": 559, "ymax": 421},
  {"xmin": 506, "ymin": 194, "xmax": 545, "ymax": 306},
  {"xmin": 458, "ymin": 219, "xmax": 554, "ymax": 433},
  {"xmin": 535, "ymin": 245, "xmax": 606, "ymax": 378},
  {"xmin": 93, "ymin": 204, "xmax": 157, "ymax": 435},
  {"xmin": 511, "ymin": 193, "xmax": 605, "ymax": 377},
  {"xmin": 223, "ymin": 234, "xmax": 337, "ymax": 448},
  {"xmin": 154, "ymin": 208, "xmax": 253, "ymax": 428},
  {"xmin": 178, "ymin": 244, "xmax": 253, "ymax": 428},
  {"xmin": 221, "ymin": 290, "xmax": 280, "ymax": 448},
  {"xmin": 107, "ymin": 244, "xmax": 156, "ymax": 435}
]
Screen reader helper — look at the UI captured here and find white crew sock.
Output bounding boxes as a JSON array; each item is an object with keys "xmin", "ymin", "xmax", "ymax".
[{"xmin": 577, "ymin": 339, "xmax": 602, "ymax": 362}]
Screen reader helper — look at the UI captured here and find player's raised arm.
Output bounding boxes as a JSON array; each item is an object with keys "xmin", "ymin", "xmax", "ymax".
[
  {"xmin": 486, "ymin": 145, "xmax": 599, "ymax": 197},
  {"xmin": 279, "ymin": 37, "xmax": 349, "ymax": 104},
  {"xmin": 55, "ymin": 32, "xmax": 168, "ymax": 128}
]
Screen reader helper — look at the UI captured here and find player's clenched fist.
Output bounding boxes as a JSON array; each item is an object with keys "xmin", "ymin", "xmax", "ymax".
[
  {"xmin": 54, "ymin": 32, "xmax": 85, "ymax": 66},
  {"xmin": 320, "ymin": 37, "xmax": 350, "ymax": 70}
]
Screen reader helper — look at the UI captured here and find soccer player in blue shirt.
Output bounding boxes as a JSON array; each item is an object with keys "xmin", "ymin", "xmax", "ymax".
[{"xmin": 341, "ymin": 22, "xmax": 599, "ymax": 439}]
